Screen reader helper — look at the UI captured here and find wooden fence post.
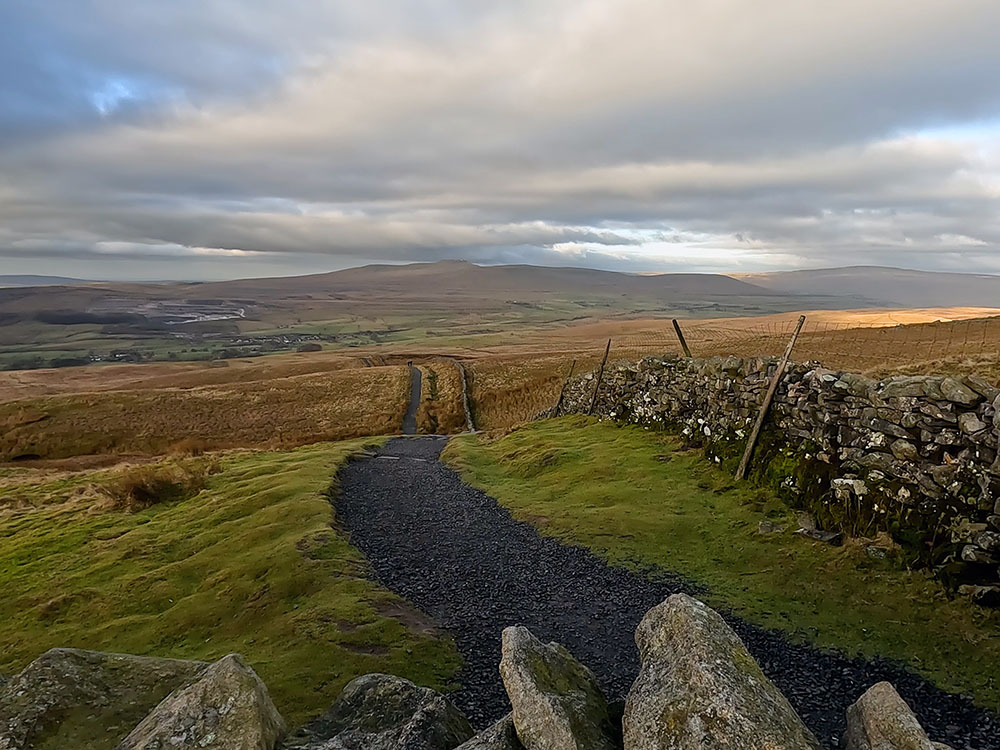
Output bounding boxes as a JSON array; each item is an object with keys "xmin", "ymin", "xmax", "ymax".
[
  {"xmin": 554, "ymin": 358, "xmax": 577, "ymax": 416},
  {"xmin": 734, "ymin": 315, "xmax": 806, "ymax": 480},
  {"xmin": 588, "ymin": 339, "xmax": 612, "ymax": 416},
  {"xmin": 672, "ymin": 319, "xmax": 693, "ymax": 357}
]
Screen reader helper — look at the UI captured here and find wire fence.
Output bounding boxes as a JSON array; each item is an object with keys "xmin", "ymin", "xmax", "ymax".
[
  {"xmin": 464, "ymin": 314, "xmax": 1000, "ymax": 431},
  {"xmin": 606, "ymin": 315, "xmax": 1000, "ymax": 374}
]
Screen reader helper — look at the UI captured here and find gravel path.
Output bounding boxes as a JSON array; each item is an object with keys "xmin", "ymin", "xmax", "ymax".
[{"xmin": 335, "ymin": 436, "xmax": 998, "ymax": 749}]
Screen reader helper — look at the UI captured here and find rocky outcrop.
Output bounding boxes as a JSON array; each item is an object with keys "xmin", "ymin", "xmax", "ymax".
[
  {"xmin": 558, "ymin": 356, "xmax": 1000, "ymax": 602},
  {"xmin": 282, "ymin": 673, "xmax": 473, "ymax": 750},
  {"xmin": 624, "ymin": 594, "xmax": 821, "ymax": 749},
  {"xmin": 455, "ymin": 714, "xmax": 524, "ymax": 749},
  {"xmin": 118, "ymin": 654, "xmax": 285, "ymax": 750},
  {"xmin": 0, "ymin": 648, "xmax": 207, "ymax": 750},
  {"xmin": 0, "ymin": 599, "xmax": 959, "ymax": 750},
  {"xmin": 499, "ymin": 625, "xmax": 618, "ymax": 750},
  {"xmin": 843, "ymin": 682, "xmax": 942, "ymax": 750}
]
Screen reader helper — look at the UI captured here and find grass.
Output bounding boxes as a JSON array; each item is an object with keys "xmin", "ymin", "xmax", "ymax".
[
  {"xmin": 444, "ymin": 416, "xmax": 1000, "ymax": 711},
  {"xmin": 0, "ymin": 365, "xmax": 410, "ymax": 461},
  {"xmin": 416, "ymin": 359, "xmax": 467, "ymax": 434},
  {"xmin": 467, "ymin": 353, "xmax": 602, "ymax": 430},
  {"xmin": 0, "ymin": 441, "xmax": 461, "ymax": 725}
]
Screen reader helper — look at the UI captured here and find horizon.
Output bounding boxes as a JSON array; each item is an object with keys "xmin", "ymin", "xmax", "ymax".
[
  {"xmin": 7, "ymin": 259, "xmax": 1000, "ymax": 286},
  {"xmin": 5, "ymin": 258, "xmax": 1000, "ymax": 286},
  {"xmin": 3, "ymin": 1, "xmax": 1000, "ymax": 280}
]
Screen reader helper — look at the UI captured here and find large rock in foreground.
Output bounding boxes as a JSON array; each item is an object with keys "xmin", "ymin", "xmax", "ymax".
[
  {"xmin": 0, "ymin": 648, "xmax": 207, "ymax": 750},
  {"xmin": 455, "ymin": 714, "xmax": 524, "ymax": 749},
  {"xmin": 843, "ymin": 682, "xmax": 939, "ymax": 750},
  {"xmin": 499, "ymin": 625, "xmax": 618, "ymax": 750},
  {"xmin": 118, "ymin": 653, "xmax": 285, "ymax": 750},
  {"xmin": 283, "ymin": 673, "xmax": 472, "ymax": 750},
  {"xmin": 624, "ymin": 594, "xmax": 821, "ymax": 749}
]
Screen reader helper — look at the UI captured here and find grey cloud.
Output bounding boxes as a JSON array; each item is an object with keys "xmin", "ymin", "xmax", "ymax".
[{"xmin": 2, "ymin": 0, "xmax": 1000, "ymax": 278}]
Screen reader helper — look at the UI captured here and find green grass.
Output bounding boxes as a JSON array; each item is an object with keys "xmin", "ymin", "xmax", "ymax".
[
  {"xmin": 444, "ymin": 416, "xmax": 1000, "ymax": 711},
  {"xmin": 0, "ymin": 440, "xmax": 460, "ymax": 726}
]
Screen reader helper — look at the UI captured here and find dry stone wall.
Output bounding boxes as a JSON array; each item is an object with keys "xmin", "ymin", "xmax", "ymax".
[{"xmin": 558, "ymin": 355, "xmax": 1000, "ymax": 604}]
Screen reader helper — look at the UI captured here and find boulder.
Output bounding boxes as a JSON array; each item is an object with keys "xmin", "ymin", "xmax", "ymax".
[
  {"xmin": 455, "ymin": 714, "xmax": 524, "ymax": 749},
  {"xmin": 499, "ymin": 626, "xmax": 618, "ymax": 750},
  {"xmin": 624, "ymin": 594, "xmax": 820, "ymax": 749},
  {"xmin": 843, "ymin": 681, "xmax": 936, "ymax": 750},
  {"xmin": 283, "ymin": 673, "xmax": 472, "ymax": 750},
  {"xmin": 0, "ymin": 648, "xmax": 207, "ymax": 750},
  {"xmin": 118, "ymin": 654, "xmax": 285, "ymax": 750}
]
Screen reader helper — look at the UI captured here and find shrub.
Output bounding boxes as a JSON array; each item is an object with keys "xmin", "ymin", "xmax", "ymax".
[{"xmin": 97, "ymin": 461, "xmax": 214, "ymax": 512}]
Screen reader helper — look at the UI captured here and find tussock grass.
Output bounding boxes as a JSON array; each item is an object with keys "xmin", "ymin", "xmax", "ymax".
[
  {"xmin": 416, "ymin": 360, "xmax": 467, "ymax": 434},
  {"xmin": 0, "ymin": 441, "xmax": 460, "ymax": 724},
  {"xmin": 445, "ymin": 416, "xmax": 1000, "ymax": 712},
  {"xmin": 96, "ymin": 460, "xmax": 219, "ymax": 512},
  {"xmin": 466, "ymin": 353, "xmax": 601, "ymax": 431}
]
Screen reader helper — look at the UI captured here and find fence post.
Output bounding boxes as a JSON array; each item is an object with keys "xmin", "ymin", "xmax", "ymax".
[
  {"xmin": 588, "ymin": 339, "xmax": 612, "ymax": 416},
  {"xmin": 554, "ymin": 358, "xmax": 577, "ymax": 416},
  {"xmin": 671, "ymin": 319, "xmax": 693, "ymax": 357},
  {"xmin": 735, "ymin": 315, "xmax": 806, "ymax": 481}
]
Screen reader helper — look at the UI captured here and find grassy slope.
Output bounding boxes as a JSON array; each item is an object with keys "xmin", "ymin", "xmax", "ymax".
[
  {"xmin": 444, "ymin": 416, "xmax": 1000, "ymax": 711},
  {"xmin": 0, "ymin": 441, "xmax": 460, "ymax": 726}
]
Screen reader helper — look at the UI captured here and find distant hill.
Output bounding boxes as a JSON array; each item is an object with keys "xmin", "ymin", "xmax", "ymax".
[
  {"xmin": 0, "ymin": 275, "xmax": 93, "ymax": 288},
  {"xmin": 734, "ymin": 266, "xmax": 1000, "ymax": 308},
  {"xmin": 195, "ymin": 260, "xmax": 775, "ymax": 300}
]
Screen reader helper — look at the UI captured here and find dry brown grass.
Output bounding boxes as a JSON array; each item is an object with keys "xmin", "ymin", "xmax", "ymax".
[
  {"xmin": 0, "ymin": 365, "xmax": 409, "ymax": 462},
  {"xmin": 96, "ymin": 459, "xmax": 219, "ymax": 512},
  {"xmin": 6, "ymin": 306, "xmax": 1000, "ymax": 457},
  {"xmin": 415, "ymin": 359, "xmax": 468, "ymax": 434},
  {"xmin": 0, "ymin": 350, "xmax": 363, "ymax": 403},
  {"xmin": 466, "ymin": 352, "xmax": 603, "ymax": 431}
]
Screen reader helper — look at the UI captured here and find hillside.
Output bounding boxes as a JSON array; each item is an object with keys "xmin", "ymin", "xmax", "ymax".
[
  {"xmin": 0, "ymin": 261, "xmax": 819, "ymax": 370},
  {"xmin": 0, "ymin": 275, "xmax": 93, "ymax": 288},
  {"xmin": 736, "ymin": 266, "xmax": 1000, "ymax": 308}
]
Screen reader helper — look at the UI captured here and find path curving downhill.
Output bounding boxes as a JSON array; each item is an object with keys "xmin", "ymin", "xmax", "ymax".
[{"xmin": 335, "ymin": 436, "xmax": 998, "ymax": 749}]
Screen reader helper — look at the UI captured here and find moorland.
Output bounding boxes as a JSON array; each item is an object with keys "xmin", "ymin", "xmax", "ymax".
[{"xmin": 3, "ymin": 260, "xmax": 1000, "ymax": 738}]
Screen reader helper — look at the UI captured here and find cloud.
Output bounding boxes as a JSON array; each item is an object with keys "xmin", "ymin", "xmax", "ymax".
[{"xmin": 2, "ymin": 0, "xmax": 1000, "ymax": 279}]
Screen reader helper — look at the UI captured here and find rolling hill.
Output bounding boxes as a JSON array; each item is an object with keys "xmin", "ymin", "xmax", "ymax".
[{"xmin": 736, "ymin": 266, "xmax": 1000, "ymax": 308}]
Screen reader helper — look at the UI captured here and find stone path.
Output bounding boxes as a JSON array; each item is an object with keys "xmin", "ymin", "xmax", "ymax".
[{"xmin": 335, "ymin": 436, "xmax": 998, "ymax": 749}]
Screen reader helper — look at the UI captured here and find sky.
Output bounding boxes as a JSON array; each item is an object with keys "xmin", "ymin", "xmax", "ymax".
[{"xmin": 2, "ymin": 1, "xmax": 1000, "ymax": 281}]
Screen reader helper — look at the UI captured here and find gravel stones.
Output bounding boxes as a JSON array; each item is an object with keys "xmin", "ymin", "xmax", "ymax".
[{"xmin": 335, "ymin": 437, "xmax": 998, "ymax": 748}]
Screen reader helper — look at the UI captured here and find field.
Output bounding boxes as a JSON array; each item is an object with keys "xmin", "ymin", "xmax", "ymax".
[
  {"xmin": 0, "ymin": 440, "xmax": 461, "ymax": 726},
  {"xmin": 0, "ymin": 365, "xmax": 409, "ymax": 462},
  {"xmin": 416, "ymin": 359, "xmax": 468, "ymax": 435},
  {"xmin": 444, "ymin": 417, "xmax": 1000, "ymax": 712},
  {"xmin": 6, "ymin": 307, "xmax": 1000, "ymax": 451}
]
